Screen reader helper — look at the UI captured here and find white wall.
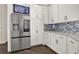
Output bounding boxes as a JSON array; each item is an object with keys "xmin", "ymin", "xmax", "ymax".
[
  {"xmin": 58, "ymin": 4, "xmax": 79, "ymax": 16},
  {"xmin": 0, "ymin": 4, "xmax": 7, "ymax": 44}
]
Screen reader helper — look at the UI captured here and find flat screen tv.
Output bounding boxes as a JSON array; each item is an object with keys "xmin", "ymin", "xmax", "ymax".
[{"xmin": 13, "ymin": 4, "xmax": 29, "ymax": 14}]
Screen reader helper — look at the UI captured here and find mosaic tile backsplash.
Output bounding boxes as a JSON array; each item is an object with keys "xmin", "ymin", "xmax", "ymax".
[{"xmin": 44, "ymin": 21, "xmax": 79, "ymax": 32}]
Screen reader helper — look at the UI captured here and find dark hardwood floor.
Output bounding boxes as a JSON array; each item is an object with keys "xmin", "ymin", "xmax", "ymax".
[
  {"xmin": 0, "ymin": 43, "xmax": 7, "ymax": 54},
  {"xmin": 0, "ymin": 43, "xmax": 57, "ymax": 54}
]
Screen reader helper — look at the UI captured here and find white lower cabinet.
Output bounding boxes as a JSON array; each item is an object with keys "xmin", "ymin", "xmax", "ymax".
[
  {"xmin": 51, "ymin": 33, "xmax": 66, "ymax": 54},
  {"xmin": 48, "ymin": 33, "xmax": 66, "ymax": 54},
  {"xmin": 57, "ymin": 35, "xmax": 67, "ymax": 54},
  {"xmin": 44, "ymin": 32, "xmax": 49, "ymax": 46},
  {"xmin": 67, "ymin": 37, "xmax": 78, "ymax": 54},
  {"xmin": 51, "ymin": 33, "xmax": 58, "ymax": 52},
  {"xmin": 47, "ymin": 32, "xmax": 79, "ymax": 54},
  {"xmin": 44, "ymin": 32, "xmax": 79, "ymax": 54}
]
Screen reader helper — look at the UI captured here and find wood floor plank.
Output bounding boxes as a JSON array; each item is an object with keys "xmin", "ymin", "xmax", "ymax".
[{"xmin": 0, "ymin": 43, "xmax": 57, "ymax": 54}]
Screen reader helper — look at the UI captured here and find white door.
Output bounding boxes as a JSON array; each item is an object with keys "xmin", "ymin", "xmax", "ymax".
[
  {"xmin": 51, "ymin": 33, "xmax": 58, "ymax": 53},
  {"xmin": 30, "ymin": 5, "xmax": 37, "ymax": 19},
  {"xmin": 30, "ymin": 5, "xmax": 38, "ymax": 46},
  {"xmin": 37, "ymin": 5, "xmax": 43, "ymax": 20},
  {"xmin": 43, "ymin": 6, "xmax": 49, "ymax": 24},
  {"xmin": 36, "ymin": 5, "xmax": 44, "ymax": 45},
  {"xmin": 37, "ymin": 20, "xmax": 44, "ymax": 44},
  {"xmin": 30, "ymin": 18, "xmax": 38, "ymax": 46},
  {"xmin": 67, "ymin": 37, "xmax": 78, "ymax": 54},
  {"xmin": 30, "ymin": 5, "xmax": 44, "ymax": 46},
  {"xmin": 49, "ymin": 5, "xmax": 59, "ymax": 23},
  {"xmin": 46, "ymin": 33, "xmax": 51, "ymax": 48},
  {"xmin": 57, "ymin": 35, "xmax": 67, "ymax": 54},
  {"xmin": 44, "ymin": 32, "xmax": 49, "ymax": 45}
]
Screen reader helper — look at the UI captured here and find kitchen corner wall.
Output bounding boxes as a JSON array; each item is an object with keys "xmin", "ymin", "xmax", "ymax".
[{"xmin": 0, "ymin": 4, "xmax": 7, "ymax": 44}]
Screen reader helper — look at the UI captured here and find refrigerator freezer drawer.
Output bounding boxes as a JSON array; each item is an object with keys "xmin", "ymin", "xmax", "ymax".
[
  {"xmin": 21, "ymin": 37, "xmax": 30, "ymax": 49},
  {"xmin": 11, "ymin": 38, "xmax": 19, "ymax": 51},
  {"xmin": 11, "ymin": 37, "xmax": 30, "ymax": 52}
]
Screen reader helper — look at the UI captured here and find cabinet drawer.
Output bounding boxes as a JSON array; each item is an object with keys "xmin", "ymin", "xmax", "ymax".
[
  {"xmin": 21, "ymin": 37, "xmax": 31, "ymax": 49},
  {"xmin": 11, "ymin": 38, "xmax": 19, "ymax": 51}
]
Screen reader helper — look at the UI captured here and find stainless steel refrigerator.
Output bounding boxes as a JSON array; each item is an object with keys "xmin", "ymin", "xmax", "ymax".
[{"xmin": 11, "ymin": 13, "xmax": 30, "ymax": 52}]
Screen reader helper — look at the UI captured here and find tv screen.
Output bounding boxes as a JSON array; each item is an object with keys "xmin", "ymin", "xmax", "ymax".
[{"xmin": 13, "ymin": 4, "xmax": 29, "ymax": 14}]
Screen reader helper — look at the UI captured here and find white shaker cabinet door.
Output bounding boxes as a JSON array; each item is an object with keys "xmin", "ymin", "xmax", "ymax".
[
  {"xmin": 49, "ymin": 5, "xmax": 59, "ymax": 23},
  {"xmin": 67, "ymin": 37, "xmax": 78, "ymax": 54},
  {"xmin": 30, "ymin": 19, "xmax": 38, "ymax": 46},
  {"xmin": 30, "ymin": 5, "xmax": 37, "ymax": 19},
  {"xmin": 37, "ymin": 5, "xmax": 43, "ymax": 20},
  {"xmin": 43, "ymin": 6, "xmax": 49, "ymax": 24},
  {"xmin": 57, "ymin": 35, "xmax": 67, "ymax": 54},
  {"xmin": 51, "ymin": 33, "xmax": 67, "ymax": 54},
  {"xmin": 37, "ymin": 20, "xmax": 44, "ymax": 44},
  {"xmin": 30, "ymin": 5, "xmax": 44, "ymax": 46},
  {"xmin": 44, "ymin": 32, "xmax": 49, "ymax": 45},
  {"xmin": 51, "ymin": 33, "xmax": 58, "ymax": 53}
]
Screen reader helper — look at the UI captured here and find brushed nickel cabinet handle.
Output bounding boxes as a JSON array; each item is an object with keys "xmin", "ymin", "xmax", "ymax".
[{"xmin": 56, "ymin": 40, "xmax": 58, "ymax": 44}]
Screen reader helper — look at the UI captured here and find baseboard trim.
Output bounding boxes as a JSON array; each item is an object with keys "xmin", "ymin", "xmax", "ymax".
[
  {"xmin": 31, "ymin": 44, "xmax": 42, "ymax": 48},
  {"xmin": 0, "ymin": 40, "xmax": 7, "ymax": 44},
  {"xmin": 10, "ymin": 44, "xmax": 43, "ymax": 53},
  {"xmin": 9, "ymin": 44, "xmax": 57, "ymax": 54},
  {"xmin": 44, "ymin": 44, "xmax": 57, "ymax": 54}
]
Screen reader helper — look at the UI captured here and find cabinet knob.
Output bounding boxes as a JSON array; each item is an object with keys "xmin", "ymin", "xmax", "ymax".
[{"xmin": 64, "ymin": 16, "xmax": 68, "ymax": 20}]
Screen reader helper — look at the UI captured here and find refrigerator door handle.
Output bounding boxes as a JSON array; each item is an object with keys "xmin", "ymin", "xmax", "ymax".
[{"xmin": 19, "ymin": 15, "xmax": 24, "ymax": 35}]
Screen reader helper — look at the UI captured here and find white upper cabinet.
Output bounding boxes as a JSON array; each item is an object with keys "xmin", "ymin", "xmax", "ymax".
[
  {"xmin": 43, "ymin": 6, "xmax": 49, "ymax": 24},
  {"xmin": 30, "ymin": 5, "xmax": 37, "ymax": 19},
  {"xmin": 30, "ymin": 5, "xmax": 43, "ymax": 20},
  {"xmin": 58, "ymin": 4, "xmax": 79, "ymax": 22},
  {"xmin": 49, "ymin": 5, "xmax": 59, "ymax": 23},
  {"xmin": 49, "ymin": 4, "xmax": 79, "ymax": 23},
  {"xmin": 37, "ymin": 5, "xmax": 43, "ymax": 20}
]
